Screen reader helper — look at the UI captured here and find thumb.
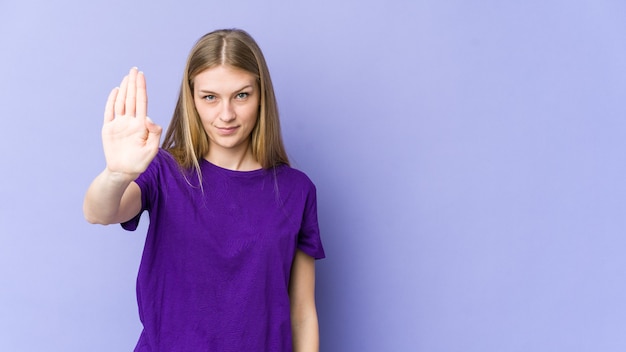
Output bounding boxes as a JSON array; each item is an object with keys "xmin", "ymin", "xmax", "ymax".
[{"xmin": 145, "ymin": 116, "xmax": 163, "ymax": 134}]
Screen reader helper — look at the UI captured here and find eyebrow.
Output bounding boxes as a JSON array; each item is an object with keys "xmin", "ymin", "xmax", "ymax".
[{"xmin": 197, "ymin": 85, "xmax": 254, "ymax": 95}]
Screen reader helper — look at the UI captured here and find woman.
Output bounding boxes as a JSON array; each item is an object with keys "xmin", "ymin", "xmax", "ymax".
[{"xmin": 83, "ymin": 29, "xmax": 325, "ymax": 352}]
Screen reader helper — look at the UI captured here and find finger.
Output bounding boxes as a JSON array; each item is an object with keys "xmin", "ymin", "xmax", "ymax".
[
  {"xmin": 126, "ymin": 67, "xmax": 138, "ymax": 117},
  {"xmin": 136, "ymin": 71, "xmax": 148, "ymax": 118},
  {"xmin": 104, "ymin": 87, "xmax": 119, "ymax": 123},
  {"xmin": 145, "ymin": 117, "xmax": 163, "ymax": 147},
  {"xmin": 115, "ymin": 75, "xmax": 129, "ymax": 116},
  {"xmin": 145, "ymin": 117, "xmax": 162, "ymax": 133}
]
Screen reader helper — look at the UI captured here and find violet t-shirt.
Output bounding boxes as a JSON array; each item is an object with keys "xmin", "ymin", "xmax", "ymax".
[{"xmin": 122, "ymin": 149, "xmax": 325, "ymax": 351}]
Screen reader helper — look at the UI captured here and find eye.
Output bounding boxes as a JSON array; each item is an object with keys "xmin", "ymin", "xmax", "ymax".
[
  {"xmin": 203, "ymin": 95, "xmax": 216, "ymax": 101},
  {"xmin": 236, "ymin": 92, "xmax": 249, "ymax": 100}
]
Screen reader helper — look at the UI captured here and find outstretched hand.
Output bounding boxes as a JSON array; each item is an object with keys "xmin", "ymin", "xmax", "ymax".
[{"xmin": 102, "ymin": 67, "xmax": 162, "ymax": 179}]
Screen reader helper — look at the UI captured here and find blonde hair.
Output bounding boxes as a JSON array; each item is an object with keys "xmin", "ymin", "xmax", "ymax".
[{"xmin": 162, "ymin": 29, "xmax": 289, "ymax": 179}]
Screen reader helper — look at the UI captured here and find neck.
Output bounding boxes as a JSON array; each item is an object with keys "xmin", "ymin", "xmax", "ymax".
[{"xmin": 205, "ymin": 143, "xmax": 261, "ymax": 171}]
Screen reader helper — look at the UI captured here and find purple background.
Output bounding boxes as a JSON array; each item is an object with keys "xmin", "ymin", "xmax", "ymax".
[{"xmin": 1, "ymin": 0, "xmax": 626, "ymax": 351}]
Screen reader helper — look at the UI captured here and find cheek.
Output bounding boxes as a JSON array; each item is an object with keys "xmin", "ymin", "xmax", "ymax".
[
  {"xmin": 239, "ymin": 104, "xmax": 260, "ymax": 123},
  {"xmin": 249, "ymin": 97, "xmax": 262, "ymax": 120},
  {"xmin": 192, "ymin": 99, "xmax": 203, "ymax": 119},
  {"xmin": 195, "ymin": 105, "xmax": 216, "ymax": 123}
]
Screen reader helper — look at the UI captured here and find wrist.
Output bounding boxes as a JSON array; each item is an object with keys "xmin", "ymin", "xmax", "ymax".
[{"xmin": 102, "ymin": 167, "xmax": 139, "ymax": 185}]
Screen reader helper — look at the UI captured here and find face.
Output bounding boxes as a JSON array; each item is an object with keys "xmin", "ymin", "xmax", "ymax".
[{"xmin": 193, "ymin": 65, "xmax": 260, "ymax": 157}]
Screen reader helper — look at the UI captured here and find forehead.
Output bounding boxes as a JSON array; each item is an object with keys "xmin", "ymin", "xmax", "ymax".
[{"xmin": 193, "ymin": 65, "xmax": 257, "ymax": 92}]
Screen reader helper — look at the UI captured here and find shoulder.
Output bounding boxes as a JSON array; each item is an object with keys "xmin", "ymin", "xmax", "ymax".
[
  {"xmin": 146, "ymin": 149, "xmax": 185, "ymax": 174},
  {"xmin": 138, "ymin": 149, "xmax": 185, "ymax": 185},
  {"xmin": 274, "ymin": 164, "xmax": 317, "ymax": 192},
  {"xmin": 153, "ymin": 148, "xmax": 178, "ymax": 165}
]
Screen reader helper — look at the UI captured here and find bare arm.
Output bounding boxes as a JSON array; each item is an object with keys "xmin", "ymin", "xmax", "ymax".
[
  {"xmin": 289, "ymin": 250, "xmax": 320, "ymax": 352},
  {"xmin": 83, "ymin": 67, "xmax": 162, "ymax": 224},
  {"xmin": 83, "ymin": 171, "xmax": 142, "ymax": 225}
]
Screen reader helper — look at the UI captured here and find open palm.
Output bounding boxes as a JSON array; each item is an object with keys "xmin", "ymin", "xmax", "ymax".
[{"xmin": 102, "ymin": 67, "xmax": 162, "ymax": 179}]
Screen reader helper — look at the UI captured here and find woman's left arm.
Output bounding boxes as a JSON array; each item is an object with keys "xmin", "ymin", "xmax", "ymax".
[{"xmin": 289, "ymin": 249, "xmax": 319, "ymax": 352}]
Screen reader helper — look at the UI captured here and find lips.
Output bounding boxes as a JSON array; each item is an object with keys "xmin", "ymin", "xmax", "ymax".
[{"xmin": 216, "ymin": 126, "xmax": 239, "ymax": 135}]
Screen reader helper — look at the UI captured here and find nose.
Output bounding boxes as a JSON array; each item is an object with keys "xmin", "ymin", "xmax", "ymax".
[{"xmin": 219, "ymin": 100, "xmax": 236, "ymax": 122}]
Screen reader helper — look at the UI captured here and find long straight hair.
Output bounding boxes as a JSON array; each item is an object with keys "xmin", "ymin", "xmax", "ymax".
[{"xmin": 161, "ymin": 29, "xmax": 290, "ymax": 180}]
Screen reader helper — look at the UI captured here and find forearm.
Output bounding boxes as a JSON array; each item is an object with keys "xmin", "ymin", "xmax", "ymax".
[
  {"xmin": 83, "ymin": 168, "xmax": 137, "ymax": 225},
  {"xmin": 289, "ymin": 250, "xmax": 319, "ymax": 352},
  {"xmin": 291, "ymin": 307, "xmax": 320, "ymax": 352}
]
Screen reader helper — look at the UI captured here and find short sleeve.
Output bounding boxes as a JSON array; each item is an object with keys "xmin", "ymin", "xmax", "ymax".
[
  {"xmin": 120, "ymin": 150, "xmax": 161, "ymax": 231},
  {"xmin": 297, "ymin": 183, "xmax": 325, "ymax": 260}
]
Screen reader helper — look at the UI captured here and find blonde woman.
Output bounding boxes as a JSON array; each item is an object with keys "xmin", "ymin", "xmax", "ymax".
[{"xmin": 84, "ymin": 29, "xmax": 324, "ymax": 352}]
